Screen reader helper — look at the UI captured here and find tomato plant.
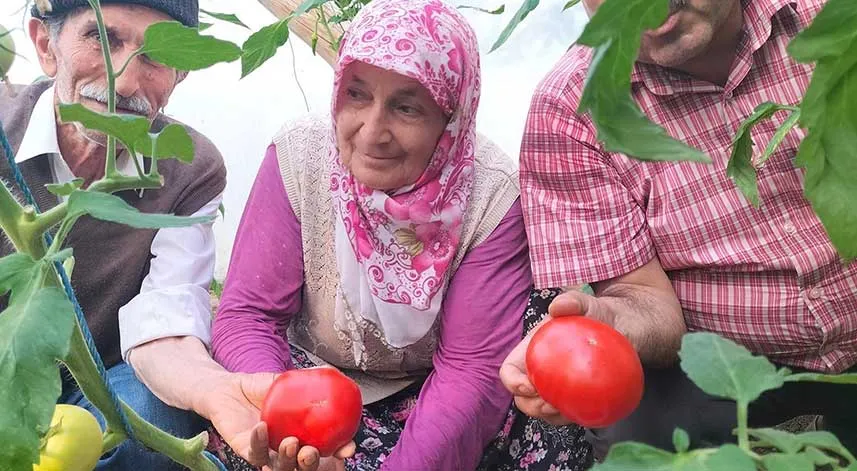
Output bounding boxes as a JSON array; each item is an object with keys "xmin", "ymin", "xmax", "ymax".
[
  {"xmin": 33, "ymin": 405, "xmax": 103, "ymax": 471},
  {"xmin": 0, "ymin": 23, "xmax": 14, "ymax": 79},
  {"xmin": 261, "ymin": 367, "xmax": 363, "ymax": 457},
  {"xmin": 526, "ymin": 316, "xmax": 644, "ymax": 428}
]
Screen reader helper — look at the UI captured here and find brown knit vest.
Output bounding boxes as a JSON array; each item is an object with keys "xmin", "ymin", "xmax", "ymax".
[{"xmin": 0, "ymin": 80, "xmax": 227, "ymax": 370}]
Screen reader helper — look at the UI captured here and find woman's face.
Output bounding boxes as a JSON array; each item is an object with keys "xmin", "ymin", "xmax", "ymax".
[{"xmin": 335, "ymin": 61, "xmax": 448, "ymax": 191}]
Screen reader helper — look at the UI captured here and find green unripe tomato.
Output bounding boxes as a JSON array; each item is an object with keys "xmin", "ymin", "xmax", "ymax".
[{"xmin": 0, "ymin": 24, "xmax": 16, "ymax": 79}]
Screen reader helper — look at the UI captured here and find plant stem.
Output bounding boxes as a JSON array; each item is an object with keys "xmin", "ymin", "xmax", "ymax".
[
  {"xmin": 88, "ymin": 173, "xmax": 162, "ymax": 193},
  {"xmin": 87, "ymin": 0, "xmax": 119, "ymax": 177},
  {"xmin": 115, "ymin": 49, "xmax": 142, "ymax": 78},
  {"xmin": 63, "ymin": 326, "xmax": 218, "ymax": 470},
  {"xmin": 736, "ymin": 401, "xmax": 749, "ymax": 451},
  {"xmin": 0, "ymin": 180, "xmax": 27, "ymax": 251}
]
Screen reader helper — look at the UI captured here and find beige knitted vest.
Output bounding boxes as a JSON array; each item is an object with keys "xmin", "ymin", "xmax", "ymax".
[{"xmin": 273, "ymin": 115, "xmax": 519, "ymax": 401}]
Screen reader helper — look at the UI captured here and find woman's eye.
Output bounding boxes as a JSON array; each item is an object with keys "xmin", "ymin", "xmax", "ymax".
[
  {"xmin": 397, "ymin": 104, "xmax": 421, "ymax": 116},
  {"xmin": 346, "ymin": 88, "xmax": 366, "ymax": 100}
]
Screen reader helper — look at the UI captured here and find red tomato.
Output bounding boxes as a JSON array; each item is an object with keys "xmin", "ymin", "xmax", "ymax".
[
  {"xmin": 526, "ymin": 316, "xmax": 644, "ymax": 428},
  {"xmin": 261, "ymin": 367, "xmax": 363, "ymax": 456}
]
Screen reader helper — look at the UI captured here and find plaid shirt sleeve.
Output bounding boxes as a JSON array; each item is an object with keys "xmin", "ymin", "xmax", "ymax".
[{"xmin": 520, "ymin": 69, "xmax": 656, "ymax": 289}]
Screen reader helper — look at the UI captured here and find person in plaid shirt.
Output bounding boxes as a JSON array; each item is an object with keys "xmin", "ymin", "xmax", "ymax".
[{"xmin": 500, "ymin": 0, "xmax": 857, "ymax": 458}]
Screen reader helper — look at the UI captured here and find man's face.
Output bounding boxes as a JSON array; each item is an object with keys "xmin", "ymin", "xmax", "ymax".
[
  {"xmin": 35, "ymin": 4, "xmax": 181, "ymax": 145},
  {"xmin": 582, "ymin": 0, "xmax": 741, "ymax": 68}
]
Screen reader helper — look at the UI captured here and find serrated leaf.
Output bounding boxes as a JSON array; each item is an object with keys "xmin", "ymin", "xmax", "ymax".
[
  {"xmin": 140, "ymin": 21, "xmax": 242, "ymax": 71},
  {"xmin": 726, "ymin": 102, "xmax": 794, "ymax": 206},
  {"xmin": 241, "ymin": 19, "xmax": 290, "ymax": 78},
  {"xmin": 679, "ymin": 333, "xmax": 789, "ymax": 405},
  {"xmin": 672, "ymin": 428, "xmax": 689, "ymax": 453},
  {"xmin": 563, "ymin": 0, "xmax": 582, "ymax": 11},
  {"xmin": 134, "ymin": 123, "xmax": 195, "ymax": 163},
  {"xmin": 759, "ymin": 109, "xmax": 800, "ymax": 167},
  {"xmin": 490, "ymin": 0, "xmax": 539, "ymax": 52},
  {"xmin": 761, "ymin": 453, "xmax": 815, "ymax": 471},
  {"xmin": 458, "ymin": 4, "xmax": 505, "ymax": 14},
  {"xmin": 200, "ymin": 9, "xmax": 249, "ymax": 29},
  {"xmin": 45, "ymin": 178, "xmax": 84, "ymax": 197},
  {"xmin": 0, "ymin": 286, "xmax": 75, "ymax": 470},
  {"xmin": 787, "ymin": 0, "xmax": 857, "ymax": 63},
  {"xmin": 67, "ymin": 191, "xmax": 213, "ymax": 229},
  {"xmin": 575, "ymin": 0, "xmax": 710, "ymax": 163},
  {"xmin": 58, "ymin": 104, "xmax": 149, "ymax": 151},
  {"xmin": 0, "ymin": 254, "xmax": 38, "ymax": 297}
]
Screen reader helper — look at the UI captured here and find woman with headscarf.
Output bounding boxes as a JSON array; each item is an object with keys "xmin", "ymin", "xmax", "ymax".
[{"xmin": 210, "ymin": 0, "xmax": 592, "ymax": 469}]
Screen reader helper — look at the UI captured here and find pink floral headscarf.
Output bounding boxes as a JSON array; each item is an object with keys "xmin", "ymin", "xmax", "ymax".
[{"xmin": 330, "ymin": 0, "xmax": 481, "ymax": 348}]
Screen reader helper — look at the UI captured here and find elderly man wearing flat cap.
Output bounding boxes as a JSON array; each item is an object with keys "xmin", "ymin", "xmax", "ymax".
[{"xmin": 0, "ymin": 2, "xmax": 303, "ymax": 470}]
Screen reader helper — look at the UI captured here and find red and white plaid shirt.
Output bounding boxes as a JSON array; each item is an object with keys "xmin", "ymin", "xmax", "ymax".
[{"xmin": 520, "ymin": 0, "xmax": 857, "ymax": 373}]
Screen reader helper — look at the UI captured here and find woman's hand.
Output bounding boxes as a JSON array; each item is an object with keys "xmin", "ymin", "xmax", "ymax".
[
  {"xmin": 248, "ymin": 424, "xmax": 355, "ymax": 471},
  {"xmin": 202, "ymin": 372, "xmax": 356, "ymax": 470}
]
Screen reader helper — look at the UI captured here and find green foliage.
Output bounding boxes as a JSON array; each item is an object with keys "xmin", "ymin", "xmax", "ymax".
[
  {"xmin": 140, "ymin": 22, "xmax": 242, "ymax": 71},
  {"xmin": 0, "ymin": 255, "xmax": 75, "ymax": 471},
  {"xmin": 241, "ymin": 19, "xmax": 290, "ymax": 78},
  {"xmin": 458, "ymin": 4, "xmax": 505, "ymax": 15},
  {"xmin": 575, "ymin": 0, "xmax": 709, "ymax": 162},
  {"xmin": 200, "ymin": 9, "xmax": 250, "ymax": 29},
  {"xmin": 489, "ymin": 0, "xmax": 540, "ymax": 52},
  {"xmin": 66, "ymin": 191, "xmax": 213, "ymax": 229},
  {"xmin": 727, "ymin": 103, "xmax": 797, "ymax": 206}
]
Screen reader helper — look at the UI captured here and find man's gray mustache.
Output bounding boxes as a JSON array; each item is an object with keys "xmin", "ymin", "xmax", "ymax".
[{"xmin": 79, "ymin": 83, "xmax": 153, "ymax": 116}]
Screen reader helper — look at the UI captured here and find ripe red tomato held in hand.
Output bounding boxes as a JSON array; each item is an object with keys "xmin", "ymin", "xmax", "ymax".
[
  {"xmin": 261, "ymin": 367, "xmax": 363, "ymax": 457},
  {"xmin": 526, "ymin": 316, "xmax": 644, "ymax": 428}
]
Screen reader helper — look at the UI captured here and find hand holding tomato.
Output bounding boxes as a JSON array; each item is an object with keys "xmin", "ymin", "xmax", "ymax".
[
  {"xmin": 250, "ymin": 367, "xmax": 362, "ymax": 471},
  {"xmin": 500, "ymin": 290, "xmax": 644, "ymax": 428}
]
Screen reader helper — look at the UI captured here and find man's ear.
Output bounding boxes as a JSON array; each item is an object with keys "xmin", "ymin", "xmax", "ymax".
[{"xmin": 28, "ymin": 18, "xmax": 58, "ymax": 78}]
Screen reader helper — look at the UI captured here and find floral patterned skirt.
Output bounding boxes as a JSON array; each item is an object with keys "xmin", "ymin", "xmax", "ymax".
[{"xmin": 208, "ymin": 289, "xmax": 592, "ymax": 470}]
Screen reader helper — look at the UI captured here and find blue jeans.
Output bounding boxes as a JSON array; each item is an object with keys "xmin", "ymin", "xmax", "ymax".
[{"xmin": 59, "ymin": 362, "xmax": 208, "ymax": 471}]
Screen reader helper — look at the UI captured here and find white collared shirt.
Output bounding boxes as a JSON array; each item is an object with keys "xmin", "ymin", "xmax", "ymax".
[{"xmin": 16, "ymin": 86, "xmax": 221, "ymax": 361}]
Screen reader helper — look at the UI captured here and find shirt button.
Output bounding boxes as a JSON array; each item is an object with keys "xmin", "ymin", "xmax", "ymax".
[
  {"xmin": 807, "ymin": 287, "xmax": 823, "ymax": 300},
  {"xmin": 783, "ymin": 222, "xmax": 797, "ymax": 235}
]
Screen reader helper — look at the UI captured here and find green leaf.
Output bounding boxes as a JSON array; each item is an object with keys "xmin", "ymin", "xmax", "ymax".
[
  {"xmin": 592, "ymin": 442, "xmax": 754, "ymax": 471},
  {"xmin": 58, "ymin": 103, "xmax": 150, "ymax": 151},
  {"xmin": 759, "ymin": 109, "xmax": 800, "ymax": 167},
  {"xmin": 200, "ymin": 9, "xmax": 250, "ymax": 29},
  {"xmin": 792, "ymin": 431, "xmax": 857, "ymax": 462},
  {"xmin": 587, "ymin": 98, "xmax": 711, "ymax": 163},
  {"xmin": 726, "ymin": 102, "xmax": 794, "ymax": 206},
  {"xmin": 140, "ymin": 21, "xmax": 242, "ymax": 71},
  {"xmin": 792, "ymin": 34, "xmax": 857, "ymax": 261},
  {"xmin": 803, "ymin": 447, "xmax": 839, "ymax": 467},
  {"xmin": 749, "ymin": 428, "xmax": 805, "ymax": 454},
  {"xmin": 458, "ymin": 4, "xmax": 505, "ymax": 14},
  {"xmin": 786, "ymin": 372, "xmax": 857, "ymax": 385},
  {"xmin": 672, "ymin": 428, "xmax": 689, "ymax": 453},
  {"xmin": 45, "ymin": 178, "xmax": 84, "ymax": 197},
  {"xmin": 293, "ymin": 0, "xmax": 328, "ymax": 18},
  {"xmin": 490, "ymin": 0, "xmax": 539, "ymax": 52},
  {"xmin": 762, "ymin": 453, "xmax": 816, "ymax": 471},
  {"xmin": 241, "ymin": 19, "xmax": 290, "ymax": 78},
  {"xmin": 678, "ymin": 333, "xmax": 789, "ymax": 405},
  {"xmin": 787, "ymin": 0, "xmax": 857, "ymax": 63},
  {"xmin": 198, "ymin": 22, "xmax": 213, "ymax": 32},
  {"xmin": 563, "ymin": 0, "xmax": 582, "ymax": 11},
  {"xmin": 67, "ymin": 191, "xmax": 213, "ymax": 229},
  {"xmin": 0, "ymin": 254, "xmax": 38, "ymax": 296},
  {"xmin": 134, "ymin": 123, "xmax": 195, "ymax": 163},
  {"xmin": 0, "ymin": 286, "xmax": 75, "ymax": 470},
  {"xmin": 575, "ymin": 0, "xmax": 710, "ymax": 163}
]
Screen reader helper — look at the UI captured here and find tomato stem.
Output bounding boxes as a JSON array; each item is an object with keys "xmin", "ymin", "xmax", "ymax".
[{"xmin": 63, "ymin": 326, "xmax": 219, "ymax": 470}]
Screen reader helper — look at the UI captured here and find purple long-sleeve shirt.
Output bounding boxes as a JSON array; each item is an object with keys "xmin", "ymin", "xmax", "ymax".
[{"xmin": 212, "ymin": 145, "xmax": 532, "ymax": 470}]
